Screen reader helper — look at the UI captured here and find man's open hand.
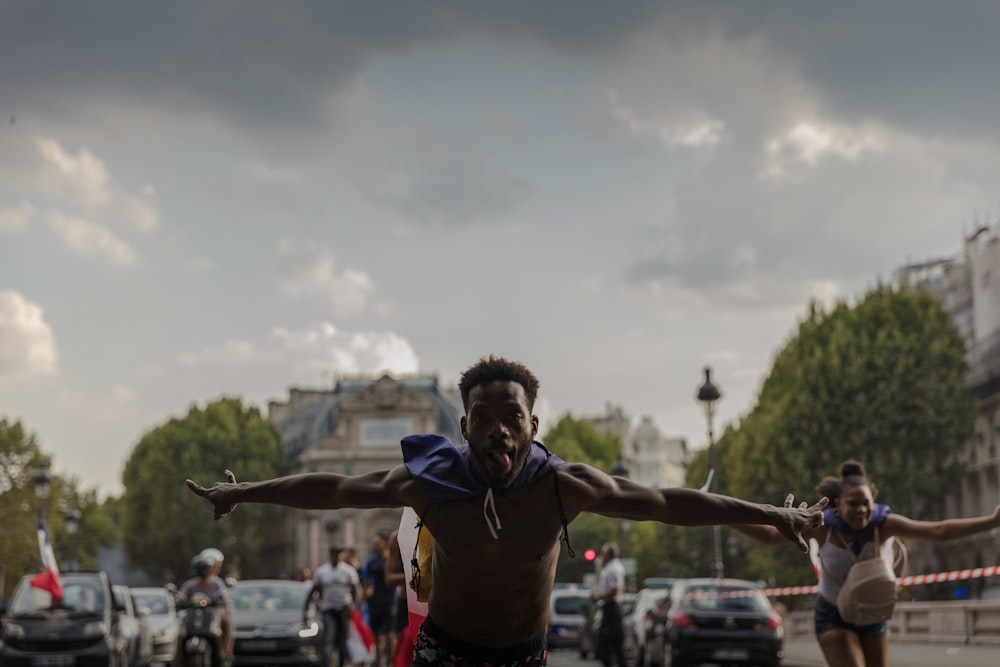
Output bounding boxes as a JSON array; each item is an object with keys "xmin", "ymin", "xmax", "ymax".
[
  {"xmin": 774, "ymin": 494, "xmax": 828, "ymax": 552},
  {"xmin": 186, "ymin": 469, "xmax": 239, "ymax": 521}
]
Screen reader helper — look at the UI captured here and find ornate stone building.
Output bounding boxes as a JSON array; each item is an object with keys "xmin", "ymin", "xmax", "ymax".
[
  {"xmin": 259, "ymin": 373, "xmax": 463, "ymax": 578},
  {"xmin": 894, "ymin": 228, "xmax": 1000, "ymax": 597}
]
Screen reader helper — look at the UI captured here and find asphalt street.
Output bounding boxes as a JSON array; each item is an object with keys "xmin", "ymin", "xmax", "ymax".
[{"xmin": 546, "ymin": 637, "xmax": 1000, "ymax": 667}]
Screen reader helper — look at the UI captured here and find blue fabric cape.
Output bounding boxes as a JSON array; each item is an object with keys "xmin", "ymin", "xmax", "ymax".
[
  {"xmin": 823, "ymin": 503, "xmax": 893, "ymax": 554},
  {"xmin": 401, "ymin": 434, "xmax": 564, "ymax": 504}
]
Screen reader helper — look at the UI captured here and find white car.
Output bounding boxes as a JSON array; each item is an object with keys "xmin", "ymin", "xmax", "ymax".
[
  {"xmin": 630, "ymin": 587, "xmax": 673, "ymax": 667},
  {"xmin": 547, "ymin": 586, "xmax": 593, "ymax": 650},
  {"xmin": 131, "ymin": 587, "xmax": 178, "ymax": 667}
]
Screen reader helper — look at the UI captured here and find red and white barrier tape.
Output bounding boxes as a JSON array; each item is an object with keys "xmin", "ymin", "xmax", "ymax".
[{"xmin": 763, "ymin": 564, "xmax": 1000, "ymax": 597}]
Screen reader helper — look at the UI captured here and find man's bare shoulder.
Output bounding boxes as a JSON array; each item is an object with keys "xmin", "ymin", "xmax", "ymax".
[{"xmin": 553, "ymin": 462, "xmax": 616, "ymax": 515}]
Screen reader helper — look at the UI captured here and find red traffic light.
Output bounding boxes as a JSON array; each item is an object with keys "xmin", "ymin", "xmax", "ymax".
[{"xmin": 584, "ymin": 548, "xmax": 597, "ymax": 561}]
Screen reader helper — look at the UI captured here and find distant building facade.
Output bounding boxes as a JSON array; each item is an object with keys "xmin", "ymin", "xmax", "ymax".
[
  {"xmin": 893, "ymin": 227, "xmax": 1000, "ymax": 595},
  {"xmin": 261, "ymin": 374, "xmax": 464, "ymax": 578},
  {"xmin": 583, "ymin": 404, "xmax": 689, "ymax": 489}
]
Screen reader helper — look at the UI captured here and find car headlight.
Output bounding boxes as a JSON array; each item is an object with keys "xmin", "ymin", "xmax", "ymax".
[
  {"xmin": 298, "ymin": 622, "xmax": 319, "ymax": 638},
  {"xmin": 3, "ymin": 622, "xmax": 25, "ymax": 639},
  {"xmin": 82, "ymin": 620, "xmax": 109, "ymax": 638}
]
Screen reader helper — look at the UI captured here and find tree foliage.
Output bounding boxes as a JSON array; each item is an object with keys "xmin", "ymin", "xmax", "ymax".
[
  {"xmin": 542, "ymin": 414, "xmax": 624, "ymax": 582},
  {"xmin": 0, "ymin": 419, "xmax": 117, "ymax": 598},
  {"xmin": 714, "ymin": 284, "xmax": 974, "ymax": 586},
  {"xmin": 121, "ymin": 397, "xmax": 283, "ymax": 583}
]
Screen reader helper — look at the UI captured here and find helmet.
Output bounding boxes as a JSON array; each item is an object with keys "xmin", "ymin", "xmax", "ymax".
[
  {"xmin": 198, "ymin": 548, "xmax": 224, "ymax": 564},
  {"xmin": 191, "ymin": 548, "xmax": 224, "ymax": 577}
]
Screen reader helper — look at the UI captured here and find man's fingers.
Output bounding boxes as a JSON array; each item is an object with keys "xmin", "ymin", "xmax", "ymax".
[
  {"xmin": 226, "ymin": 469, "xmax": 237, "ymax": 483},
  {"xmin": 784, "ymin": 494, "xmax": 794, "ymax": 508}
]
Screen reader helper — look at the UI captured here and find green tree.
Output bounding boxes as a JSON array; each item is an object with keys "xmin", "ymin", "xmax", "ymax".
[
  {"xmin": 121, "ymin": 397, "xmax": 283, "ymax": 583},
  {"xmin": 718, "ymin": 284, "xmax": 974, "ymax": 586},
  {"xmin": 0, "ymin": 419, "xmax": 46, "ymax": 598},
  {"xmin": 542, "ymin": 414, "xmax": 624, "ymax": 582},
  {"xmin": 0, "ymin": 420, "xmax": 116, "ymax": 597}
]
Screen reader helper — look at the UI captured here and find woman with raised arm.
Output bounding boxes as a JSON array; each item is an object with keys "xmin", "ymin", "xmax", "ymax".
[{"xmin": 733, "ymin": 460, "xmax": 1000, "ymax": 667}]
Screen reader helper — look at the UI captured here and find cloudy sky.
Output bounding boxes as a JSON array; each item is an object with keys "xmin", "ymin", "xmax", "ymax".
[{"xmin": 3, "ymin": 1, "xmax": 999, "ymax": 498}]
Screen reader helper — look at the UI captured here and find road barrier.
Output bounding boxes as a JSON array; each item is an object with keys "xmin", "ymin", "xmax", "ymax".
[{"xmin": 770, "ymin": 564, "xmax": 1000, "ymax": 644}]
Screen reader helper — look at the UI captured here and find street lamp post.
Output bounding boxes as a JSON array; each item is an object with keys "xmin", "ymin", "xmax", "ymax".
[
  {"xmin": 33, "ymin": 464, "xmax": 52, "ymax": 520},
  {"xmin": 696, "ymin": 367, "xmax": 724, "ymax": 579},
  {"xmin": 611, "ymin": 451, "xmax": 633, "ymax": 590},
  {"xmin": 64, "ymin": 507, "xmax": 81, "ymax": 572}
]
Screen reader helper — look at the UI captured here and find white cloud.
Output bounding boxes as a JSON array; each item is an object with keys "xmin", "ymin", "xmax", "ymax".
[
  {"xmin": 46, "ymin": 212, "xmax": 137, "ymax": 266},
  {"xmin": 0, "ymin": 201, "xmax": 36, "ymax": 232},
  {"xmin": 35, "ymin": 137, "xmax": 160, "ymax": 234},
  {"xmin": 762, "ymin": 120, "xmax": 887, "ymax": 181},
  {"xmin": 276, "ymin": 239, "xmax": 375, "ymax": 315},
  {"xmin": 37, "ymin": 137, "xmax": 112, "ymax": 208},
  {"xmin": 0, "ymin": 290, "xmax": 58, "ymax": 377},
  {"xmin": 608, "ymin": 90, "xmax": 725, "ymax": 149},
  {"xmin": 271, "ymin": 323, "xmax": 419, "ymax": 376}
]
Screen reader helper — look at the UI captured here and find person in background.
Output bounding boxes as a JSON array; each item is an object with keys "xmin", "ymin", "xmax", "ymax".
[
  {"xmin": 591, "ymin": 543, "xmax": 627, "ymax": 667},
  {"xmin": 732, "ymin": 459, "xmax": 1000, "ymax": 667},
  {"xmin": 363, "ymin": 532, "xmax": 397, "ymax": 667},
  {"xmin": 175, "ymin": 549, "xmax": 232, "ymax": 667},
  {"xmin": 309, "ymin": 546, "xmax": 362, "ymax": 667}
]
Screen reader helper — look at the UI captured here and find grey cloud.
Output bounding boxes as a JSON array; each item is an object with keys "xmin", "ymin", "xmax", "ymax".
[{"xmin": 1, "ymin": 1, "xmax": 660, "ymax": 137}]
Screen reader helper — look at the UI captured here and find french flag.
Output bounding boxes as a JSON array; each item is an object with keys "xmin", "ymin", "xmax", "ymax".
[{"xmin": 29, "ymin": 517, "xmax": 63, "ymax": 602}]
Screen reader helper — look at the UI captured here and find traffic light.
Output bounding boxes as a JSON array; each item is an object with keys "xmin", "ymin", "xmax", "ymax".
[{"xmin": 584, "ymin": 548, "xmax": 597, "ymax": 561}]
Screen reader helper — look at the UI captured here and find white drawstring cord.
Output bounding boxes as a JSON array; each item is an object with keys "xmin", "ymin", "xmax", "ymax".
[{"xmin": 483, "ymin": 488, "xmax": 502, "ymax": 539}]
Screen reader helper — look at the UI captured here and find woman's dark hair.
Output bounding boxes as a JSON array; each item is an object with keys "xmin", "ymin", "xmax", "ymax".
[
  {"xmin": 839, "ymin": 459, "xmax": 877, "ymax": 498},
  {"xmin": 459, "ymin": 355, "xmax": 539, "ymax": 411},
  {"xmin": 816, "ymin": 475, "xmax": 841, "ymax": 503},
  {"xmin": 816, "ymin": 460, "xmax": 878, "ymax": 502}
]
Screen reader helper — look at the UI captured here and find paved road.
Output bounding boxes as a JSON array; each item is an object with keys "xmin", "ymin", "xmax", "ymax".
[{"xmin": 547, "ymin": 637, "xmax": 999, "ymax": 667}]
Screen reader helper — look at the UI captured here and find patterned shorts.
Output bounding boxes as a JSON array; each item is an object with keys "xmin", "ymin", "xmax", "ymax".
[{"xmin": 411, "ymin": 616, "xmax": 547, "ymax": 667}]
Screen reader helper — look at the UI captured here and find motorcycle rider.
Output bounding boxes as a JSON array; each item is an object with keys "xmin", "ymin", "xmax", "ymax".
[{"xmin": 175, "ymin": 549, "xmax": 233, "ymax": 667}]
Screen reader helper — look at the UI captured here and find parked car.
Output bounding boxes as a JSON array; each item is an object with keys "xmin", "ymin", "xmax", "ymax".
[
  {"xmin": 0, "ymin": 570, "xmax": 128, "ymax": 667},
  {"xmin": 578, "ymin": 593, "xmax": 635, "ymax": 661},
  {"xmin": 630, "ymin": 587, "xmax": 672, "ymax": 667},
  {"xmin": 113, "ymin": 585, "xmax": 154, "ymax": 667},
  {"xmin": 228, "ymin": 579, "xmax": 321, "ymax": 667},
  {"xmin": 547, "ymin": 586, "xmax": 592, "ymax": 650},
  {"xmin": 131, "ymin": 587, "xmax": 178, "ymax": 667},
  {"xmin": 647, "ymin": 578, "xmax": 783, "ymax": 667}
]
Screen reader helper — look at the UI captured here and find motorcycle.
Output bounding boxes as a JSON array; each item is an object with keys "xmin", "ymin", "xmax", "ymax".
[{"xmin": 176, "ymin": 592, "xmax": 226, "ymax": 667}]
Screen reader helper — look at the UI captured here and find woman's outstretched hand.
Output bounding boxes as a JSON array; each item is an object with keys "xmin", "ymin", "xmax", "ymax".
[
  {"xmin": 186, "ymin": 469, "xmax": 239, "ymax": 521},
  {"xmin": 776, "ymin": 494, "xmax": 828, "ymax": 552}
]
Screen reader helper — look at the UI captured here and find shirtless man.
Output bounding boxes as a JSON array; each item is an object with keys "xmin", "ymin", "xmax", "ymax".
[{"xmin": 187, "ymin": 355, "xmax": 826, "ymax": 666}]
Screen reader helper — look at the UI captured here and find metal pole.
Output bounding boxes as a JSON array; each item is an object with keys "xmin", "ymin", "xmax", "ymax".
[{"xmin": 708, "ymin": 415, "xmax": 724, "ymax": 579}]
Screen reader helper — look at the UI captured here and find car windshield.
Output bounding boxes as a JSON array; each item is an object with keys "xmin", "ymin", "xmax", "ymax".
[
  {"xmin": 10, "ymin": 578, "xmax": 106, "ymax": 614},
  {"xmin": 229, "ymin": 584, "xmax": 307, "ymax": 612},
  {"xmin": 553, "ymin": 595, "xmax": 590, "ymax": 615},
  {"xmin": 679, "ymin": 585, "xmax": 771, "ymax": 614},
  {"xmin": 133, "ymin": 591, "xmax": 172, "ymax": 615}
]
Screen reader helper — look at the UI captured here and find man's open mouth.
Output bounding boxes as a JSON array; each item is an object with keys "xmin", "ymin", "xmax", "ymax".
[{"xmin": 487, "ymin": 449, "xmax": 512, "ymax": 468}]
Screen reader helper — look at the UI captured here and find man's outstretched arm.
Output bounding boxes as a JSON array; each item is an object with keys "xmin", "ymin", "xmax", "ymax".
[
  {"xmin": 185, "ymin": 464, "xmax": 419, "ymax": 521},
  {"xmin": 559, "ymin": 463, "xmax": 827, "ymax": 552}
]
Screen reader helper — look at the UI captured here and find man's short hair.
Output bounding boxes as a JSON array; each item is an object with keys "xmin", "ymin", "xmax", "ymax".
[
  {"xmin": 459, "ymin": 355, "xmax": 540, "ymax": 411},
  {"xmin": 601, "ymin": 542, "xmax": 619, "ymax": 559}
]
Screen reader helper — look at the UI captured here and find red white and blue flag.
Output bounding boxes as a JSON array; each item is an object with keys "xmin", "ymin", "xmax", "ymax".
[{"xmin": 29, "ymin": 517, "xmax": 63, "ymax": 602}]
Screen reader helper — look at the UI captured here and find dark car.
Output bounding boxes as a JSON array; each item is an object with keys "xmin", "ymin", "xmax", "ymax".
[
  {"xmin": 0, "ymin": 571, "xmax": 127, "ymax": 667},
  {"xmin": 578, "ymin": 593, "xmax": 635, "ymax": 661},
  {"xmin": 228, "ymin": 580, "xmax": 320, "ymax": 667},
  {"xmin": 647, "ymin": 578, "xmax": 783, "ymax": 667}
]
